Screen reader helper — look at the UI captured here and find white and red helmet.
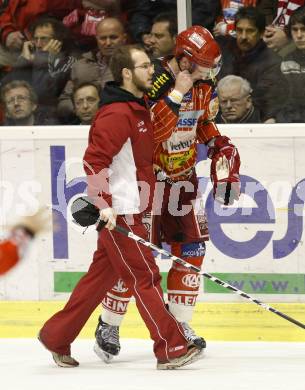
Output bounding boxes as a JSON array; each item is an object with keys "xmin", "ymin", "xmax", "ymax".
[{"xmin": 175, "ymin": 25, "xmax": 222, "ymax": 77}]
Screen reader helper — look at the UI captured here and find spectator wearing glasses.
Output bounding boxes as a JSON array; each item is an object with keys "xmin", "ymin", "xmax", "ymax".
[
  {"xmin": 216, "ymin": 75, "xmax": 261, "ymax": 123},
  {"xmin": 72, "ymin": 82, "xmax": 100, "ymax": 124},
  {"xmin": 1, "ymin": 80, "xmax": 58, "ymax": 125},
  {"xmin": 57, "ymin": 17, "xmax": 127, "ymax": 123},
  {"xmin": 2, "ymin": 17, "xmax": 77, "ymax": 120}
]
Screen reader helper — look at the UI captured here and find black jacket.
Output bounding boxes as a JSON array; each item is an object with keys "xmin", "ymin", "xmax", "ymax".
[
  {"xmin": 216, "ymin": 106, "xmax": 262, "ymax": 124},
  {"xmin": 217, "ymin": 37, "xmax": 288, "ymax": 121},
  {"xmin": 279, "ymin": 49, "xmax": 305, "ymax": 123}
]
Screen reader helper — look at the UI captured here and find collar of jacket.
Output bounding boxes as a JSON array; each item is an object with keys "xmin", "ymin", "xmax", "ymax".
[
  {"xmin": 100, "ymin": 81, "xmax": 147, "ymax": 108},
  {"xmin": 236, "ymin": 39, "xmax": 267, "ymax": 62}
]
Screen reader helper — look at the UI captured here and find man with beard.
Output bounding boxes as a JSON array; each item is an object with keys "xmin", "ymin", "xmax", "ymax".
[
  {"xmin": 94, "ymin": 26, "xmax": 241, "ymax": 363},
  {"xmin": 38, "ymin": 44, "xmax": 203, "ymax": 370},
  {"xmin": 217, "ymin": 6, "xmax": 288, "ymax": 122},
  {"xmin": 149, "ymin": 12, "xmax": 177, "ymax": 58}
]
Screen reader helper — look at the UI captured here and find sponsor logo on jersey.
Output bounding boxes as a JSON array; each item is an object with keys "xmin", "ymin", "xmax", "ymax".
[
  {"xmin": 177, "ymin": 117, "xmax": 198, "ymax": 127},
  {"xmin": 169, "ymin": 138, "xmax": 194, "ymax": 152},
  {"xmin": 181, "ymin": 242, "xmax": 206, "ymax": 257},
  {"xmin": 147, "ymin": 72, "xmax": 172, "ymax": 99},
  {"xmin": 182, "ymin": 274, "xmax": 202, "ymax": 289},
  {"xmin": 176, "ymin": 109, "xmax": 204, "ymax": 128}
]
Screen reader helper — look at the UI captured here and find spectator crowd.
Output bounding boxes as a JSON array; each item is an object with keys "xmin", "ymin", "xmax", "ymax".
[{"xmin": 0, "ymin": 0, "xmax": 305, "ymax": 126}]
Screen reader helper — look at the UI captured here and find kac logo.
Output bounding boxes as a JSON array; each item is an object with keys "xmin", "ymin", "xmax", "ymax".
[{"xmin": 182, "ymin": 274, "xmax": 201, "ymax": 288}]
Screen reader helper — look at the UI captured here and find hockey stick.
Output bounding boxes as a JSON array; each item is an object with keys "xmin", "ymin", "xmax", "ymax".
[
  {"xmin": 102, "ymin": 222, "xmax": 305, "ymax": 330},
  {"xmin": 71, "ymin": 196, "xmax": 305, "ymax": 330}
]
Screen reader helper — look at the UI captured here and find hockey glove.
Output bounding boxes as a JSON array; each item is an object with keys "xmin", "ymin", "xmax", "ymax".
[
  {"xmin": 71, "ymin": 196, "xmax": 100, "ymax": 227},
  {"xmin": 208, "ymin": 136, "xmax": 240, "ymax": 205}
]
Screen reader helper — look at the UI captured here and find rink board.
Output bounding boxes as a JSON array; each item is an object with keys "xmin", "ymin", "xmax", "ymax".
[
  {"xmin": 1, "ymin": 124, "xmax": 305, "ymax": 302},
  {"xmin": 0, "ymin": 301, "xmax": 304, "ymax": 341}
]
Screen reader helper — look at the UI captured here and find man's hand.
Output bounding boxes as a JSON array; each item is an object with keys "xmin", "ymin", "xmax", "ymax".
[
  {"xmin": 5, "ymin": 31, "xmax": 25, "ymax": 51},
  {"xmin": 99, "ymin": 208, "xmax": 117, "ymax": 230},
  {"xmin": 263, "ymin": 26, "xmax": 289, "ymax": 51},
  {"xmin": 174, "ymin": 70, "xmax": 193, "ymax": 95},
  {"xmin": 20, "ymin": 41, "xmax": 35, "ymax": 61},
  {"xmin": 42, "ymin": 39, "xmax": 62, "ymax": 55}
]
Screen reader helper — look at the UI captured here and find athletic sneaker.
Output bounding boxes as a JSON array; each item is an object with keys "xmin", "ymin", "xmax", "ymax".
[
  {"xmin": 180, "ymin": 322, "xmax": 206, "ymax": 349},
  {"xmin": 157, "ymin": 344, "xmax": 202, "ymax": 370},
  {"xmin": 94, "ymin": 317, "xmax": 121, "ymax": 363},
  {"xmin": 38, "ymin": 331, "xmax": 79, "ymax": 367}
]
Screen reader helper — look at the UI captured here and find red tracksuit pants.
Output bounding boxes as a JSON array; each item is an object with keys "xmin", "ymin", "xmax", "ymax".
[{"xmin": 39, "ymin": 215, "xmax": 188, "ymax": 361}]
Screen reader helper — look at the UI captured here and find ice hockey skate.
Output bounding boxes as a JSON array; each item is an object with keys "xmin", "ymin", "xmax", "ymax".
[
  {"xmin": 157, "ymin": 344, "xmax": 202, "ymax": 370},
  {"xmin": 180, "ymin": 322, "xmax": 206, "ymax": 349},
  {"xmin": 94, "ymin": 316, "xmax": 121, "ymax": 363}
]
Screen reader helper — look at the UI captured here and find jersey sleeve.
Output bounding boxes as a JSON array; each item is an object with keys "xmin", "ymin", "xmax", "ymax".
[{"xmin": 151, "ymin": 98, "xmax": 180, "ymax": 143}]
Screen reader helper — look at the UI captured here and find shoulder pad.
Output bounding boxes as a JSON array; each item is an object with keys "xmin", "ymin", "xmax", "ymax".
[{"xmin": 147, "ymin": 58, "xmax": 175, "ymax": 101}]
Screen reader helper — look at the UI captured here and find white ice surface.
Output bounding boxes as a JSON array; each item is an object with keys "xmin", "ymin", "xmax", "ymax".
[{"xmin": 0, "ymin": 339, "xmax": 304, "ymax": 390}]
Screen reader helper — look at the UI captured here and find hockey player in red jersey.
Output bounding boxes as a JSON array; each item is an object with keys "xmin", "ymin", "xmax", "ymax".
[{"xmin": 94, "ymin": 26, "xmax": 241, "ymax": 362}]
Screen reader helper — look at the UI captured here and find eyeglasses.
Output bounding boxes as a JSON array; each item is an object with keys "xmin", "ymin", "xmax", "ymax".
[
  {"xmin": 6, "ymin": 95, "xmax": 31, "ymax": 106},
  {"xmin": 133, "ymin": 63, "xmax": 154, "ymax": 70}
]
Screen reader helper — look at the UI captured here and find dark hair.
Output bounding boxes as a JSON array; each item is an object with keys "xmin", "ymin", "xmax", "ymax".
[
  {"xmin": 72, "ymin": 82, "xmax": 101, "ymax": 102},
  {"xmin": 29, "ymin": 16, "xmax": 73, "ymax": 52},
  {"xmin": 109, "ymin": 44, "xmax": 145, "ymax": 84},
  {"xmin": 235, "ymin": 6, "xmax": 266, "ymax": 33},
  {"xmin": 153, "ymin": 12, "xmax": 178, "ymax": 37},
  {"xmin": 287, "ymin": 5, "xmax": 305, "ymax": 37},
  {"xmin": 1, "ymin": 80, "xmax": 38, "ymax": 104}
]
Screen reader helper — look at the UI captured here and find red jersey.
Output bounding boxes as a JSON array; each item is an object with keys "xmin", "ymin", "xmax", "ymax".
[{"xmin": 149, "ymin": 58, "xmax": 220, "ymax": 181}]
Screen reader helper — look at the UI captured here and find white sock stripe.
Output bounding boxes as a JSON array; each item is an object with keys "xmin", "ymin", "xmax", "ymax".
[{"xmin": 104, "ymin": 292, "xmax": 131, "ymax": 302}]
